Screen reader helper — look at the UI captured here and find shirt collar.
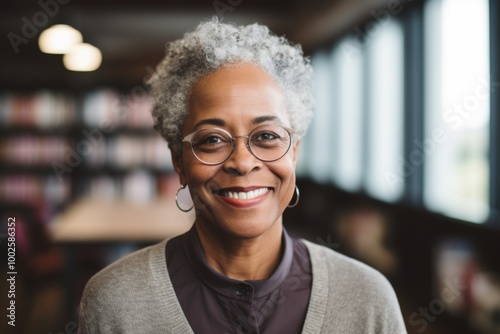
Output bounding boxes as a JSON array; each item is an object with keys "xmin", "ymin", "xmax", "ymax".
[{"xmin": 182, "ymin": 225, "xmax": 294, "ymax": 301}]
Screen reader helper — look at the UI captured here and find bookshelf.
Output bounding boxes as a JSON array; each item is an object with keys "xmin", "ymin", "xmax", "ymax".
[
  {"xmin": 0, "ymin": 88, "xmax": 186, "ymax": 329},
  {"xmin": 0, "ymin": 92, "xmax": 75, "ymax": 221},
  {"xmin": 0, "ymin": 89, "xmax": 178, "ymax": 233}
]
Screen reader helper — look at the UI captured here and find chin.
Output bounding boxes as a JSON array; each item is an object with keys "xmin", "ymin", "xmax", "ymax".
[
  {"xmin": 226, "ymin": 224, "xmax": 273, "ymax": 240},
  {"xmin": 203, "ymin": 213, "xmax": 281, "ymax": 240}
]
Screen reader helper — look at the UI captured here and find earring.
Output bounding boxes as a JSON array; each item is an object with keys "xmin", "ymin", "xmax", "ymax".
[
  {"xmin": 175, "ymin": 184, "xmax": 194, "ymax": 212},
  {"xmin": 287, "ymin": 185, "xmax": 300, "ymax": 208}
]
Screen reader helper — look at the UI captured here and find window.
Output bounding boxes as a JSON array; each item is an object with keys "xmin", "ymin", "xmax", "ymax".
[
  {"xmin": 424, "ymin": 0, "xmax": 490, "ymax": 222},
  {"xmin": 330, "ymin": 37, "xmax": 364, "ymax": 192},
  {"xmin": 304, "ymin": 51, "xmax": 336, "ymax": 182},
  {"xmin": 365, "ymin": 20, "xmax": 405, "ymax": 202}
]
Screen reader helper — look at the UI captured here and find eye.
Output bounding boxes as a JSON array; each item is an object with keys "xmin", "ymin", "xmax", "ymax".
[
  {"xmin": 194, "ymin": 134, "xmax": 223, "ymax": 146},
  {"xmin": 192, "ymin": 132, "xmax": 231, "ymax": 153},
  {"xmin": 253, "ymin": 131, "xmax": 280, "ymax": 142},
  {"xmin": 203, "ymin": 136, "xmax": 224, "ymax": 145}
]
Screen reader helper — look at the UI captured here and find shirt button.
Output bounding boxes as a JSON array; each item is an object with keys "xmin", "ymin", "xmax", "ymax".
[{"xmin": 235, "ymin": 285, "xmax": 247, "ymax": 297}]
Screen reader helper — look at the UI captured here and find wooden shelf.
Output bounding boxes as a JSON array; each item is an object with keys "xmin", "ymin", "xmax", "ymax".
[{"xmin": 49, "ymin": 197, "xmax": 193, "ymax": 242}]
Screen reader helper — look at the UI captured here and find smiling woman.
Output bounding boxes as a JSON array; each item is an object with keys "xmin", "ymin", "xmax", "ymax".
[
  {"xmin": 176, "ymin": 63, "xmax": 298, "ymax": 246},
  {"xmin": 77, "ymin": 18, "xmax": 407, "ymax": 334}
]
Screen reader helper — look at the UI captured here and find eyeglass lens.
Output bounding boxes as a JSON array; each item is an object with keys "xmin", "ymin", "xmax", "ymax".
[{"xmin": 189, "ymin": 125, "xmax": 291, "ymax": 164}]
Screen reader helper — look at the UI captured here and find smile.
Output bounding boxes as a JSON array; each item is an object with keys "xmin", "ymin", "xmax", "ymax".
[{"xmin": 221, "ymin": 188, "xmax": 270, "ymax": 200}]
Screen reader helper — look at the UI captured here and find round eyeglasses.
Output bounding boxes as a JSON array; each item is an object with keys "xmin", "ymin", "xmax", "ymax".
[{"xmin": 181, "ymin": 125, "xmax": 295, "ymax": 165}]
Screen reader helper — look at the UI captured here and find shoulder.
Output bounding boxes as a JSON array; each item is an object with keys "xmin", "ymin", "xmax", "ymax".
[
  {"xmin": 302, "ymin": 240, "xmax": 407, "ymax": 333},
  {"xmin": 83, "ymin": 241, "xmax": 167, "ymax": 297},
  {"xmin": 304, "ymin": 239, "xmax": 394, "ymax": 294},
  {"xmin": 78, "ymin": 241, "xmax": 170, "ymax": 333}
]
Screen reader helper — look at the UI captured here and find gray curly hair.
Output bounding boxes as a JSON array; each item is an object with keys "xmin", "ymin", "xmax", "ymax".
[{"xmin": 147, "ymin": 18, "xmax": 314, "ymax": 154}]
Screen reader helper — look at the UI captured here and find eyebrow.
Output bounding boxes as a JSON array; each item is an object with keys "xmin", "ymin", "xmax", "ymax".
[
  {"xmin": 253, "ymin": 115, "xmax": 280, "ymax": 124},
  {"xmin": 193, "ymin": 118, "xmax": 225, "ymax": 129},
  {"xmin": 193, "ymin": 115, "xmax": 282, "ymax": 130}
]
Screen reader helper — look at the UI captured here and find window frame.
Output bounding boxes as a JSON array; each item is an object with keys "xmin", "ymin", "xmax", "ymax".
[{"xmin": 305, "ymin": 0, "xmax": 498, "ymax": 227}]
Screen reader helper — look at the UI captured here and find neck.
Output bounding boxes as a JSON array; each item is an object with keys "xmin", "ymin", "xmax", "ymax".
[{"xmin": 194, "ymin": 221, "xmax": 283, "ymax": 281}]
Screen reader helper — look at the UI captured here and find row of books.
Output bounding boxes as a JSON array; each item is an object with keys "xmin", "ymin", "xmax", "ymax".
[
  {"xmin": 84, "ymin": 134, "xmax": 173, "ymax": 170},
  {"xmin": 0, "ymin": 136, "xmax": 70, "ymax": 166},
  {"xmin": 0, "ymin": 171, "xmax": 181, "ymax": 206},
  {"xmin": 0, "ymin": 92, "xmax": 77, "ymax": 128},
  {"xmin": 0, "ymin": 175, "xmax": 71, "ymax": 204},
  {"xmin": 0, "ymin": 89, "xmax": 154, "ymax": 129},
  {"xmin": 79, "ymin": 172, "xmax": 180, "ymax": 203},
  {"xmin": 82, "ymin": 89, "xmax": 154, "ymax": 129},
  {"xmin": 0, "ymin": 134, "xmax": 172, "ymax": 169}
]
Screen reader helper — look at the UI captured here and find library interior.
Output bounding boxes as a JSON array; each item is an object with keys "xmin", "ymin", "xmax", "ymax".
[{"xmin": 1, "ymin": 0, "xmax": 499, "ymax": 333}]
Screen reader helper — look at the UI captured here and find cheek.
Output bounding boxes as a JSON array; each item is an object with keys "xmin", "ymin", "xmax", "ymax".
[
  {"xmin": 185, "ymin": 164, "xmax": 213, "ymax": 187},
  {"xmin": 278, "ymin": 153, "xmax": 297, "ymax": 178},
  {"xmin": 281, "ymin": 155, "xmax": 298, "ymax": 192},
  {"xmin": 270, "ymin": 155, "xmax": 297, "ymax": 195},
  {"xmin": 184, "ymin": 165, "xmax": 215, "ymax": 209},
  {"xmin": 182, "ymin": 153, "xmax": 212, "ymax": 188}
]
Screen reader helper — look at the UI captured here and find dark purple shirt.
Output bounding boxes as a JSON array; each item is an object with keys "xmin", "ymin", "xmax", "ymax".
[{"xmin": 165, "ymin": 226, "xmax": 312, "ymax": 334}]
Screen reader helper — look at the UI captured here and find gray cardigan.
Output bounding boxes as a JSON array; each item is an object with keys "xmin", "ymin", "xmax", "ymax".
[{"xmin": 78, "ymin": 239, "xmax": 407, "ymax": 333}]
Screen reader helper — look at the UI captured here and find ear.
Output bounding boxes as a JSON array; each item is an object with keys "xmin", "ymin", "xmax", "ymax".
[
  {"xmin": 171, "ymin": 149, "xmax": 187, "ymax": 185},
  {"xmin": 291, "ymin": 138, "xmax": 301, "ymax": 167}
]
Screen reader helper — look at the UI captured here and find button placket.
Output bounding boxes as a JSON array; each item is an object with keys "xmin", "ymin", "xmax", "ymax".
[
  {"xmin": 235, "ymin": 285, "xmax": 248, "ymax": 297},
  {"xmin": 234, "ymin": 284, "xmax": 255, "ymax": 303}
]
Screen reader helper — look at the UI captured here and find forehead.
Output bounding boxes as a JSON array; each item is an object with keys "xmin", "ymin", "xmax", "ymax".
[{"xmin": 185, "ymin": 63, "xmax": 288, "ymax": 131}]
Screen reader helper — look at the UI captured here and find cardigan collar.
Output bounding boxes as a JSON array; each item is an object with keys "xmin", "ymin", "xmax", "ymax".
[{"xmin": 182, "ymin": 225, "xmax": 294, "ymax": 301}]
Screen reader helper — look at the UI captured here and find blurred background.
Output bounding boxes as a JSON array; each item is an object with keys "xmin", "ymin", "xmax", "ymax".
[{"xmin": 1, "ymin": 0, "xmax": 499, "ymax": 333}]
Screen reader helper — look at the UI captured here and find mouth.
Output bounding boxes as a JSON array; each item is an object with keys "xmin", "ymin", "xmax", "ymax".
[
  {"xmin": 220, "ymin": 187, "xmax": 270, "ymax": 200},
  {"xmin": 213, "ymin": 187, "xmax": 271, "ymax": 206}
]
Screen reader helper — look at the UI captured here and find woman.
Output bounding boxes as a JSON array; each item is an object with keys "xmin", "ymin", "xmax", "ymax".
[{"xmin": 78, "ymin": 19, "xmax": 407, "ymax": 334}]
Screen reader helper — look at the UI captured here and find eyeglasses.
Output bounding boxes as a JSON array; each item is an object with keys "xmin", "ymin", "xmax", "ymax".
[{"xmin": 181, "ymin": 125, "xmax": 295, "ymax": 165}]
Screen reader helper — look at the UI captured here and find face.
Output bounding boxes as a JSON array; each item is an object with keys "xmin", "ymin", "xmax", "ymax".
[{"xmin": 173, "ymin": 63, "xmax": 300, "ymax": 240}]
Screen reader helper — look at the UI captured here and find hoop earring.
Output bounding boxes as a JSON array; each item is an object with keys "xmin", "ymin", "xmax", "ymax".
[
  {"xmin": 175, "ymin": 184, "xmax": 194, "ymax": 212},
  {"xmin": 287, "ymin": 185, "xmax": 300, "ymax": 208}
]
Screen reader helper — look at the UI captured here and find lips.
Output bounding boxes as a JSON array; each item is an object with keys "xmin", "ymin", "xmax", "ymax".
[
  {"xmin": 214, "ymin": 187, "xmax": 271, "ymax": 206},
  {"xmin": 222, "ymin": 188, "xmax": 269, "ymax": 200}
]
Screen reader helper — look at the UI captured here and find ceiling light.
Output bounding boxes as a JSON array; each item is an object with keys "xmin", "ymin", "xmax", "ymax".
[
  {"xmin": 38, "ymin": 24, "xmax": 83, "ymax": 54},
  {"xmin": 63, "ymin": 43, "xmax": 102, "ymax": 72}
]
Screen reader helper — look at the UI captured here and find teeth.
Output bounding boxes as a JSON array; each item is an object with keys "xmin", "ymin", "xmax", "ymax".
[{"xmin": 222, "ymin": 188, "xmax": 269, "ymax": 200}]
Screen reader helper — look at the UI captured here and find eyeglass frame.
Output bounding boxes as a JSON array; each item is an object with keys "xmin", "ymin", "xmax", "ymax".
[{"xmin": 179, "ymin": 125, "xmax": 297, "ymax": 166}]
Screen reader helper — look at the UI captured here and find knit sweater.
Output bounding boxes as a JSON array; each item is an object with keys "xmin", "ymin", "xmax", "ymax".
[{"xmin": 78, "ymin": 239, "xmax": 407, "ymax": 334}]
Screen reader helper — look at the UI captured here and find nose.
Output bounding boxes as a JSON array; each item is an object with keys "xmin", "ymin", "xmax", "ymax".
[{"xmin": 222, "ymin": 136, "xmax": 262, "ymax": 175}]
